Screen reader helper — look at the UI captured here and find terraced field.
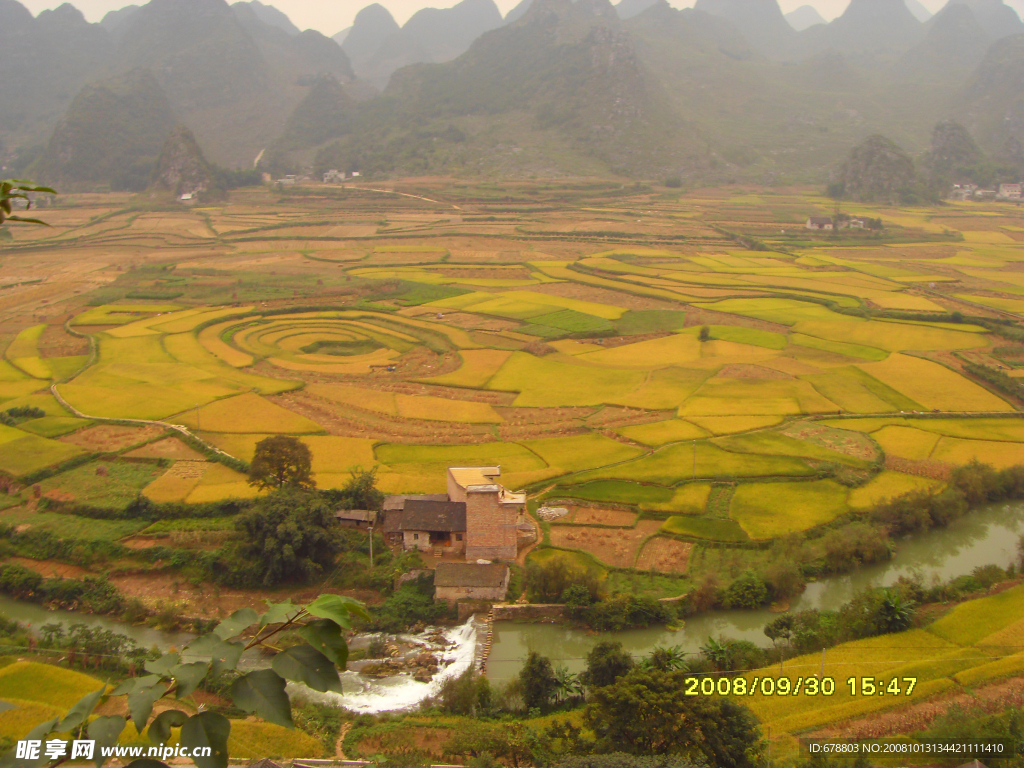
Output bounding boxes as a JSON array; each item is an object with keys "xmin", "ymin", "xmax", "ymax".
[{"xmin": 4, "ymin": 182, "xmax": 1024, "ymax": 550}]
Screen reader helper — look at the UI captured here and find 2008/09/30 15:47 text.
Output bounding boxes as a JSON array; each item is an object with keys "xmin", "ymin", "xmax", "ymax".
[{"xmin": 682, "ymin": 676, "xmax": 918, "ymax": 697}]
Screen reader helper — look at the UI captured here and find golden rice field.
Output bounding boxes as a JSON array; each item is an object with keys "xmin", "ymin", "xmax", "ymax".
[{"xmin": 5, "ymin": 183, "xmax": 1024, "ymax": 542}]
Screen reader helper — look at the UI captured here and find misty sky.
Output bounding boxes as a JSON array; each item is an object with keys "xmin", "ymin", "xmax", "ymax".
[{"xmin": 16, "ymin": 0, "xmax": 961, "ymax": 40}]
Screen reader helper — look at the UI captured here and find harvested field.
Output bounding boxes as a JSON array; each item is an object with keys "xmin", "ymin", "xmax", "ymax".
[
  {"xmin": 559, "ymin": 505, "xmax": 638, "ymax": 526},
  {"xmin": 548, "ymin": 520, "xmax": 662, "ymax": 567},
  {"xmin": 60, "ymin": 423, "xmax": 166, "ymax": 452},
  {"xmin": 123, "ymin": 437, "xmax": 208, "ymax": 460},
  {"xmin": 636, "ymin": 536, "xmax": 693, "ymax": 573}
]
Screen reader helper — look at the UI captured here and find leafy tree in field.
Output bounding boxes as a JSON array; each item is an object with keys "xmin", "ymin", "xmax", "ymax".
[
  {"xmin": 698, "ymin": 325, "xmax": 710, "ymax": 342},
  {"xmin": 585, "ymin": 667, "xmax": 763, "ymax": 766},
  {"xmin": 520, "ymin": 651, "xmax": 558, "ymax": 711},
  {"xmin": 2, "ymin": 595, "xmax": 368, "ymax": 768},
  {"xmin": 581, "ymin": 640, "xmax": 634, "ymax": 689},
  {"xmin": 247, "ymin": 435, "xmax": 314, "ymax": 490},
  {"xmin": 223, "ymin": 489, "xmax": 342, "ymax": 587}
]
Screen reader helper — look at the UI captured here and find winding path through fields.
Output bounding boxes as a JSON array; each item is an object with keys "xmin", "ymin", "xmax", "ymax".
[{"xmin": 48, "ymin": 382, "xmax": 240, "ymax": 462}]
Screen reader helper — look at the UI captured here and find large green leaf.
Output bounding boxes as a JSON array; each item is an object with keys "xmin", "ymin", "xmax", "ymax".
[
  {"xmin": 169, "ymin": 662, "xmax": 209, "ymax": 699},
  {"xmin": 180, "ymin": 711, "xmax": 230, "ymax": 768},
  {"xmin": 89, "ymin": 715, "xmax": 126, "ymax": 768},
  {"xmin": 213, "ymin": 608, "xmax": 258, "ymax": 640},
  {"xmin": 298, "ymin": 619, "xmax": 348, "ymax": 668},
  {"xmin": 258, "ymin": 600, "xmax": 300, "ymax": 629},
  {"xmin": 229, "ymin": 669, "xmax": 292, "ymax": 728},
  {"xmin": 128, "ymin": 682, "xmax": 166, "ymax": 729},
  {"xmin": 111, "ymin": 674, "xmax": 160, "ymax": 697},
  {"xmin": 58, "ymin": 684, "xmax": 106, "ymax": 731},
  {"xmin": 148, "ymin": 710, "xmax": 188, "ymax": 746},
  {"xmin": 144, "ymin": 653, "xmax": 180, "ymax": 675},
  {"xmin": 305, "ymin": 594, "xmax": 370, "ymax": 628},
  {"xmin": 0, "ymin": 718, "xmax": 59, "ymax": 768},
  {"xmin": 185, "ymin": 635, "xmax": 243, "ymax": 677},
  {"xmin": 271, "ymin": 644, "xmax": 342, "ymax": 693}
]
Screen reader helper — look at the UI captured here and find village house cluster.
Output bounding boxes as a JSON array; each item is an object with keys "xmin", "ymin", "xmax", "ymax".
[
  {"xmin": 336, "ymin": 466, "xmax": 531, "ymax": 603},
  {"xmin": 949, "ymin": 183, "xmax": 1024, "ymax": 201},
  {"xmin": 805, "ymin": 215, "xmax": 868, "ymax": 230}
]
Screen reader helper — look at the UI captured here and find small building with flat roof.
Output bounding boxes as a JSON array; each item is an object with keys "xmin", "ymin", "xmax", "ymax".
[{"xmin": 434, "ymin": 562, "xmax": 510, "ymax": 603}]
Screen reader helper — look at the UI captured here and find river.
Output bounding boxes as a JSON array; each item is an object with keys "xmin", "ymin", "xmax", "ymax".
[
  {"xmin": 3, "ymin": 501, "xmax": 1023, "ymax": 706},
  {"xmin": 484, "ymin": 500, "xmax": 1024, "ymax": 682}
]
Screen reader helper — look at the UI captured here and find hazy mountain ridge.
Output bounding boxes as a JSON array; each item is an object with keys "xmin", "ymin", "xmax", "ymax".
[{"xmin": 7, "ymin": 0, "xmax": 1024, "ymax": 184}]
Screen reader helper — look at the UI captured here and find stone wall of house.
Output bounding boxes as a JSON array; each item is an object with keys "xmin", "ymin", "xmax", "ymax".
[
  {"xmin": 465, "ymin": 489, "xmax": 517, "ymax": 560},
  {"xmin": 492, "ymin": 604, "xmax": 566, "ymax": 621},
  {"xmin": 436, "ymin": 585, "xmax": 506, "ymax": 603},
  {"xmin": 403, "ymin": 530, "xmax": 432, "ymax": 551}
]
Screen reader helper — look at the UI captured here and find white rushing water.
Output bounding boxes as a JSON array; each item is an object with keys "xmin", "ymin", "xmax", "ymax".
[{"xmin": 297, "ymin": 617, "xmax": 480, "ymax": 714}]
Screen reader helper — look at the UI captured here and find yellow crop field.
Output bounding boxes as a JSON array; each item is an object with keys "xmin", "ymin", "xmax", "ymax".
[
  {"xmin": 0, "ymin": 662, "xmax": 103, "ymax": 709},
  {"xmin": 185, "ymin": 462, "xmax": 261, "ymax": 503},
  {"xmin": 198, "ymin": 321, "xmax": 255, "ymax": 367},
  {"xmin": 928, "ymin": 584, "xmax": 1024, "ymax": 645},
  {"xmin": 0, "ymin": 699, "xmax": 63, "ymax": 743},
  {"xmin": 423, "ymin": 349, "xmax": 513, "ymax": 387},
  {"xmin": 716, "ymin": 431, "xmax": 868, "ymax": 466},
  {"xmin": 395, "ymin": 394, "xmax": 503, "ymax": 423},
  {"xmin": 870, "ymin": 293, "xmax": 945, "ymax": 311},
  {"xmin": 848, "ymin": 471, "xmax": 941, "ymax": 509},
  {"xmin": 307, "ymin": 383, "xmax": 398, "ymax": 415},
  {"xmin": 911, "ymin": 417, "xmax": 1024, "ymax": 442},
  {"xmin": 176, "ymin": 393, "xmax": 324, "ymax": 433},
  {"xmin": 795, "ymin": 318, "xmax": 986, "ymax": 352},
  {"xmin": 608, "ymin": 367, "xmax": 711, "ymax": 410},
  {"xmin": 579, "ymin": 333, "xmax": 701, "ymax": 368},
  {"xmin": 521, "ymin": 433, "xmax": 645, "ymax": 473},
  {"xmin": 931, "ymin": 436, "xmax": 1024, "ymax": 468},
  {"xmin": 572, "ymin": 441, "xmax": 814, "ymax": 485},
  {"xmin": 71, "ymin": 304, "xmax": 182, "ymax": 326},
  {"xmin": 680, "ymin": 378, "xmax": 838, "ymax": 417},
  {"xmin": 303, "ymin": 436, "xmax": 377, "ymax": 475},
  {"xmin": 685, "ymin": 415, "xmax": 784, "ymax": 434},
  {"xmin": 858, "ymin": 354, "xmax": 1010, "ymax": 411},
  {"xmin": 142, "ymin": 465, "xmax": 208, "ymax": 503},
  {"xmin": 5, "ymin": 324, "xmax": 44, "ymax": 361},
  {"xmin": 152, "ymin": 306, "xmax": 252, "ymax": 333},
  {"xmin": 731, "ymin": 479, "xmax": 849, "ymax": 539},
  {"xmin": 487, "ymin": 352, "xmax": 645, "ymax": 407},
  {"xmin": 617, "ymin": 418, "xmax": 708, "ymax": 446},
  {"xmin": 789, "ymin": 332, "xmax": 888, "ymax": 361},
  {"xmin": 642, "ymin": 482, "xmax": 711, "ymax": 513},
  {"xmin": 228, "ymin": 721, "xmax": 323, "ymax": 760},
  {"xmin": 0, "ymin": 426, "xmax": 85, "ymax": 477},
  {"xmin": 872, "ymin": 425, "xmax": 941, "ymax": 459}
]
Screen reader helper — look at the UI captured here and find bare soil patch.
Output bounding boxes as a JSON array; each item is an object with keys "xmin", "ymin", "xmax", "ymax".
[
  {"xmin": 562, "ymin": 505, "xmax": 638, "ymax": 526},
  {"xmin": 550, "ymin": 520, "xmax": 662, "ymax": 568},
  {"xmin": 60, "ymin": 424, "xmax": 166, "ymax": 452},
  {"xmin": 6, "ymin": 556, "xmax": 90, "ymax": 579},
  {"xmin": 885, "ymin": 454, "xmax": 952, "ymax": 480},
  {"xmin": 123, "ymin": 437, "xmax": 208, "ymax": 461},
  {"xmin": 636, "ymin": 537, "xmax": 693, "ymax": 574}
]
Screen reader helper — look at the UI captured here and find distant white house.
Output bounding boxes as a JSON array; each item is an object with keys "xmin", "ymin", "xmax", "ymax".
[
  {"xmin": 351, "ymin": 171, "xmax": 361, "ymax": 178},
  {"xmin": 323, "ymin": 169, "xmax": 345, "ymax": 184},
  {"xmin": 178, "ymin": 193, "xmax": 194, "ymax": 202},
  {"xmin": 999, "ymin": 183, "xmax": 1023, "ymax": 200},
  {"xmin": 806, "ymin": 216, "xmax": 833, "ymax": 230}
]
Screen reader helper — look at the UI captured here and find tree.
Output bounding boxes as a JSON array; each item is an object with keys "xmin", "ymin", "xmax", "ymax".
[
  {"xmin": 336, "ymin": 465, "xmax": 385, "ymax": 510},
  {"xmin": 3, "ymin": 594, "xmax": 368, "ymax": 768},
  {"xmin": 763, "ymin": 614, "xmax": 794, "ymax": 647},
  {"xmin": 553, "ymin": 666, "xmax": 584, "ymax": 704},
  {"xmin": 585, "ymin": 668, "xmax": 763, "ymax": 766},
  {"xmin": 698, "ymin": 325, "xmax": 711, "ymax": 342},
  {"xmin": 645, "ymin": 646, "xmax": 687, "ymax": 672},
  {"xmin": 581, "ymin": 641, "xmax": 634, "ymax": 689},
  {"xmin": 874, "ymin": 588, "xmax": 915, "ymax": 633},
  {"xmin": 0, "ymin": 179, "xmax": 55, "ymax": 228},
  {"xmin": 520, "ymin": 651, "xmax": 558, "ymax": 711},
  {"xmin": 722, "ymin": 571, "xmax": 768, "ymax": 609},
  {"xmin": 223, "ymin": 489, "xmax": 343, "ymax": 587},
  {"xmin": 248, "ymin": 435, "xmax": 314, "ymax": 490}
]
